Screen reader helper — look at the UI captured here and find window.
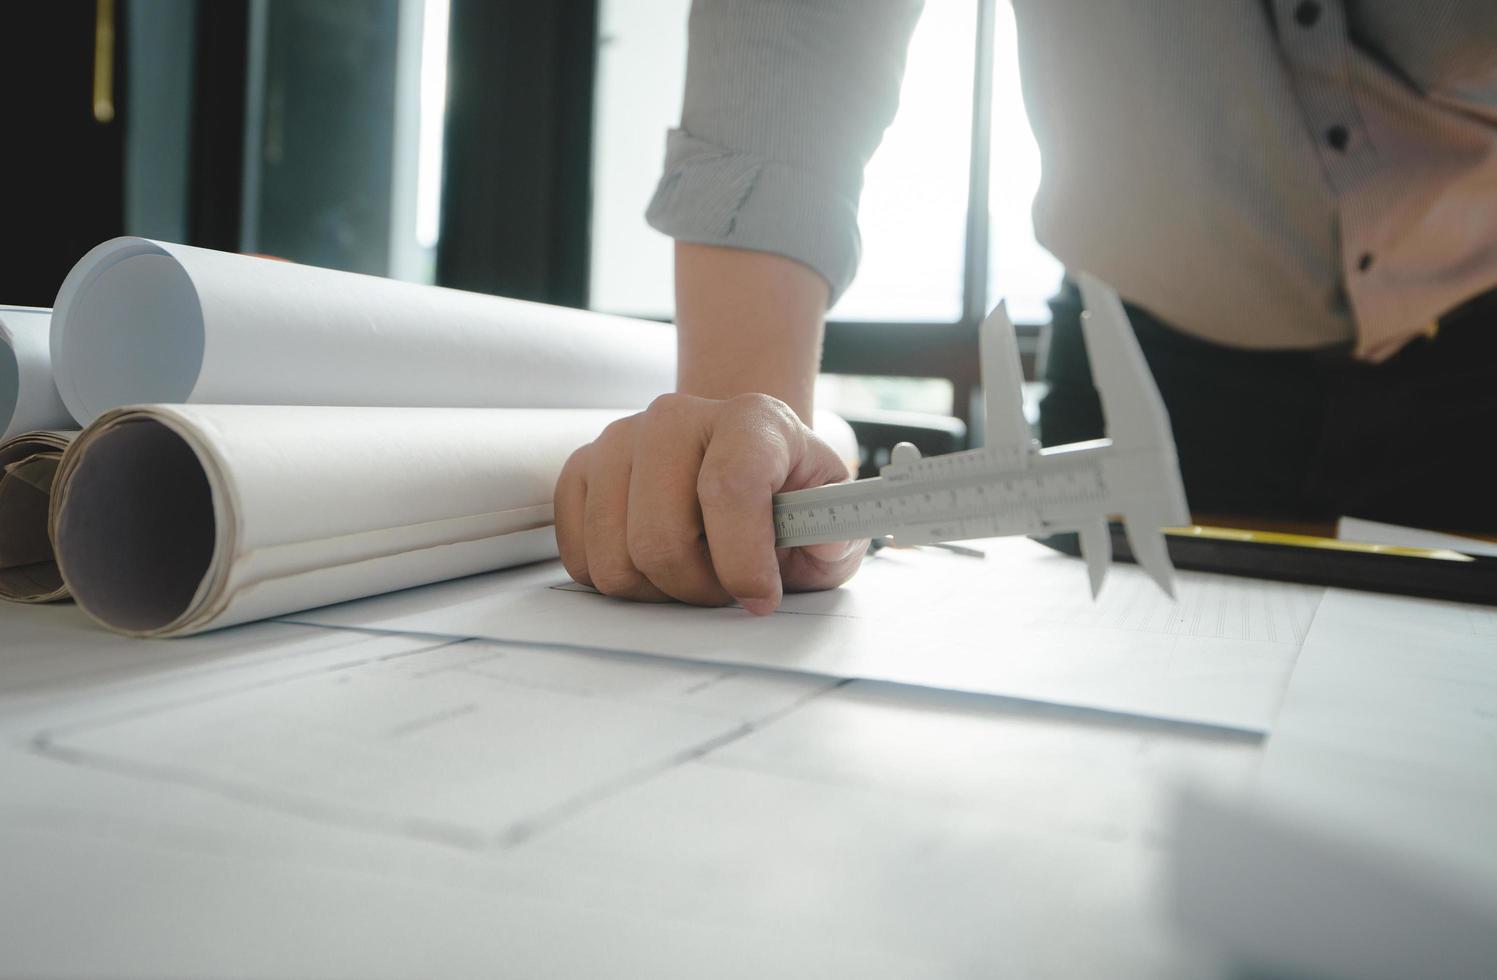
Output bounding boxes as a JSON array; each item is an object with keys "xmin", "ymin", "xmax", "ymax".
[
  {"xmin": 214, "ymin": 0, "xmax": 1060, "ymax": 427},
  {"xmin": 986, "ymin": 1, "xmax": 1063, "ymax": 325},
  {"xmin": 235, "ymin": 0, "xmax": 450, "ymax": 284}
]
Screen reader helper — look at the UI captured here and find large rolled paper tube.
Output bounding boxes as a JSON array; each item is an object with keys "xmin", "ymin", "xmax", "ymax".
[
  {"xmin": 0, "ymin": 430, "xmax": 77, "ymax": 602},
  {"xmin": 50, "ymin": 405, "xmax": 626, "ymax": 637},
  {"xmin": 50, "ymin": 238, "xmax": 676, "ymax": 426},
  {"xmin": 1, "ymin": 307, "xmax": 76, "ymax": 439}
]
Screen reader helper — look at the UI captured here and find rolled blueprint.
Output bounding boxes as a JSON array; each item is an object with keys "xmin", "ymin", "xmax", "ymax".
[
  {"xmin": 0, "ymin": 430, "xmax": 76, "ymax": 603},
  {"xmin": 1, "ymin": 307, "xmax": 75, "ymax": 439},
  {"xmin": 50, "ymin": 405, "xmax": 624, "ymax": 637},
  {"xmin": 50, "ymin": 238, "xmax": 676, "ymax": 425}
]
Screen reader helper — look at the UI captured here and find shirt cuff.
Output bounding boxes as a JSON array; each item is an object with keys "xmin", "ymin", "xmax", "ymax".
[{"xmin": 646, "ymin": 128, "xmax": 862, "ymax": 306}]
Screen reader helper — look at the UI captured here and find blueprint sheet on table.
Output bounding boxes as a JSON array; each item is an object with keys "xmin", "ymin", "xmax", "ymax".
[
  {"xmin": 287, "ymin": 537, "xmax": 1324, "ymax": 733},
  {"xmin": 0, "ymin": 601, "xmax": 1258, "ymax": 978}
]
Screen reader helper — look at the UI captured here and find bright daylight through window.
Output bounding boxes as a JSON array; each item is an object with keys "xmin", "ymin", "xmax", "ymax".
[{"xmin": 589, "ymin": 0, "xmax": 1061, "ymax": 325}]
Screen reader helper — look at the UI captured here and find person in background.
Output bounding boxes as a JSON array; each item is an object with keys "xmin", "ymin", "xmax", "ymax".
[{"xmin": 556, "ymin": 0, "xmax": 1497, "ymax": 612}]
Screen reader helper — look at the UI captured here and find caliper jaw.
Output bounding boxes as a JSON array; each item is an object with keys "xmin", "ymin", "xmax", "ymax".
[{"xmin": 772, "ymin": 278, "xmax": 1189, "ymax": 600}]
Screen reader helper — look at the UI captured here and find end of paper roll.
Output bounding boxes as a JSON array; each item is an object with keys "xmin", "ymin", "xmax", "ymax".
[
  {"xmin": 50, "ymin": 405, "xmax": 624, "ymax": 637},
  {"xmin": 1, "ymin": 306, "xmax": 76, "ymax": 440},
  {"xmin": 52, "ymin": 413, "xmax": 218, "ymax": 634},
  {"xmin": 0, "ymin": 328, "xmax": 17, "ymax": 438},
  {"xmin": 50, "ymin": 238, "xmax": 206, "ymax": 426},
  {"xmin": 0, "ymin": 438, "xmax": 73, "ymax": 603}
]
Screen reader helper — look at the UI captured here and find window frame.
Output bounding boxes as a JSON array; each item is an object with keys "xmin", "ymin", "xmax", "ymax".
[
  {"xmin": 436, "ymin": 0, "xmax": 1034, "ymax": 425},
  {"xmin": 821, "ymin": 0, "xmax": 1040, "ymax": 428}
]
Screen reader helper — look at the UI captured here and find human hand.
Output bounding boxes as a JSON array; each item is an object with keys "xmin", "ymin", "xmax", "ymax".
[{"xmin": 554, "ymin": 392, "xmax": 865, "ymax": 615}]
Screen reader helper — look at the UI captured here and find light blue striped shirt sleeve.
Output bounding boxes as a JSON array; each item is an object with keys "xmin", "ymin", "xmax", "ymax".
[
  {"xmin": 646, "ymin": 0, "xmax": 925, "ymax": 305},
  {"xmin": 647, "ymin": 0, "xmax": 1497, "ymax": 359}
]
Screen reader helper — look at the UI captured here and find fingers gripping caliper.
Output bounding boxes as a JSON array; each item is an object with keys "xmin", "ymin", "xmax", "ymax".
[{"xmin": 772, "ymin": 274, "xmax": 1191, "ymax": 598}]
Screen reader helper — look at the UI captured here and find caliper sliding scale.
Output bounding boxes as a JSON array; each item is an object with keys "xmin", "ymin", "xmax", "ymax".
[{"xmin": 772, "ymin": 274, "xmax": 1191, "ymax": 598}]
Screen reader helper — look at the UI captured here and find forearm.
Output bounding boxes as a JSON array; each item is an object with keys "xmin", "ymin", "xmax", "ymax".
[
  {"xmin": 653, "ymin": 1, "xmax": 923, "ymax": 420},
  {"xmin": 673, "ymin": 242, "xmax": 827, "ymax": 421}
]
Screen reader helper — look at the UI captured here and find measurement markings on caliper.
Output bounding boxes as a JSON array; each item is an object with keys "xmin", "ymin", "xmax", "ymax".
[{"xmin": 773, "ymin": 457, "xmax": 1109, "ymax": 547}]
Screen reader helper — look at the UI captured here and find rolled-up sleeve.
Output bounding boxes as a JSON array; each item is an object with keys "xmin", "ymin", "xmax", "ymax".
[{"xmin": 646, "ymin": 0, "xmax": 924, "ymax": 305}]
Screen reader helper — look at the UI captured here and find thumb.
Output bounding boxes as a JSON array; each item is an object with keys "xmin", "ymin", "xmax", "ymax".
[{"xmin": 777, "ymin": 424, "xmax": 867, "ymax": 592}]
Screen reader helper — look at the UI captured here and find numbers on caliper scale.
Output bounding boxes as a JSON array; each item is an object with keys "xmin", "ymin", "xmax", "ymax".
[{"xmin": 772, "ymin": 457, "xmax": 1110, "ymax": 548}]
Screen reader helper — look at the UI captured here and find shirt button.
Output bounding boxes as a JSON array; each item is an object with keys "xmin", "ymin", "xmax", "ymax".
[
  {"xmin": 1326, "ymin": 125, "xmax": 1350, "ymax": 151},
  {"xmin": 1294, "ymin": 1, "xmax": 1321, "ymax": 27},
  {"xmin": 1358, "ymin": 252, "xmax": 1374, "ymax": 272}
]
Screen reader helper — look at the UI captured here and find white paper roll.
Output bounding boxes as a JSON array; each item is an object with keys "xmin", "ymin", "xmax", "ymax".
[
  {"xmin": 51, "ymin": 405, "xmax": 625, "ymax": 637},
  {"xmin": 0, "ymin": 430, "xmax": 77, "ymax": 603},
  {"xmin": 50, "ymin": 239, "xmax": 676, "ymax": 425},
  {"xmin": 1, "ymin": 307, "xmax": 76, "ymax": 440}
]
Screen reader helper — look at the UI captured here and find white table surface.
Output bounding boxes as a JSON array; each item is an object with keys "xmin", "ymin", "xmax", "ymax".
[{"xmin": 0, "ymin": 598, "xmax": 1259, "ymax": 979}]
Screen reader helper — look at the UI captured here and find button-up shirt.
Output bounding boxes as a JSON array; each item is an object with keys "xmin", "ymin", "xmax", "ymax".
[{"xmin": 647, "ymin": 0, "xmax": 1497, "ymax": 360}]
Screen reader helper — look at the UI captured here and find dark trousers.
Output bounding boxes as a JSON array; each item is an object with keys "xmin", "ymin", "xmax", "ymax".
[{"xmin": 1039, "ymin": 281, "xmax": 1497, "ymax": 532}]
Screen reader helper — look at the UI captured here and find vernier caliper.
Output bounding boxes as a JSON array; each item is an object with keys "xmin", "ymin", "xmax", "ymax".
[{"xmin": 772, "ymin": 274, "xmax": 1190, "ymax": 598}]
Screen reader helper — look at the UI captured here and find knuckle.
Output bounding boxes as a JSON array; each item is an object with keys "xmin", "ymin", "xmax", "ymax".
[
  {"xmin": 559, "ymin": 444, "xmax": 590, "ymax": 479},
  {"xmin": 696, "ymin": 465, "xmax": 762, "ymax": 508},
  {"xmin": 646, "ymin": 391, "xmax": 692, "ymax": 417},
  {"xmin": 597, "ymin": 415, "xmax": 639, "ymax": 447},
  {"xmin": 718, "ymin": 394, "xmax": 799, "ymax": 457},
  {"xmin": 726, "ymin": 392, "xmax": 788, "ymax": 419}
]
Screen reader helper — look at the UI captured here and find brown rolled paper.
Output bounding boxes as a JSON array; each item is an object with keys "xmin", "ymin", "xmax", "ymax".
[{"xmin": 0, "ymin": 430, "xmax": 77, "ymax": 602}]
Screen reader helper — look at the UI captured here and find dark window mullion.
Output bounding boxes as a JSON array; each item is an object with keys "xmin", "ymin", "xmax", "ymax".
[
  {"xmin": 961, "ymin": 0, "xmax": 998, "ymax": 330},
  {"xmin": 956, "ymin": 0, "xmax": 998, "ymax": 429}
]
